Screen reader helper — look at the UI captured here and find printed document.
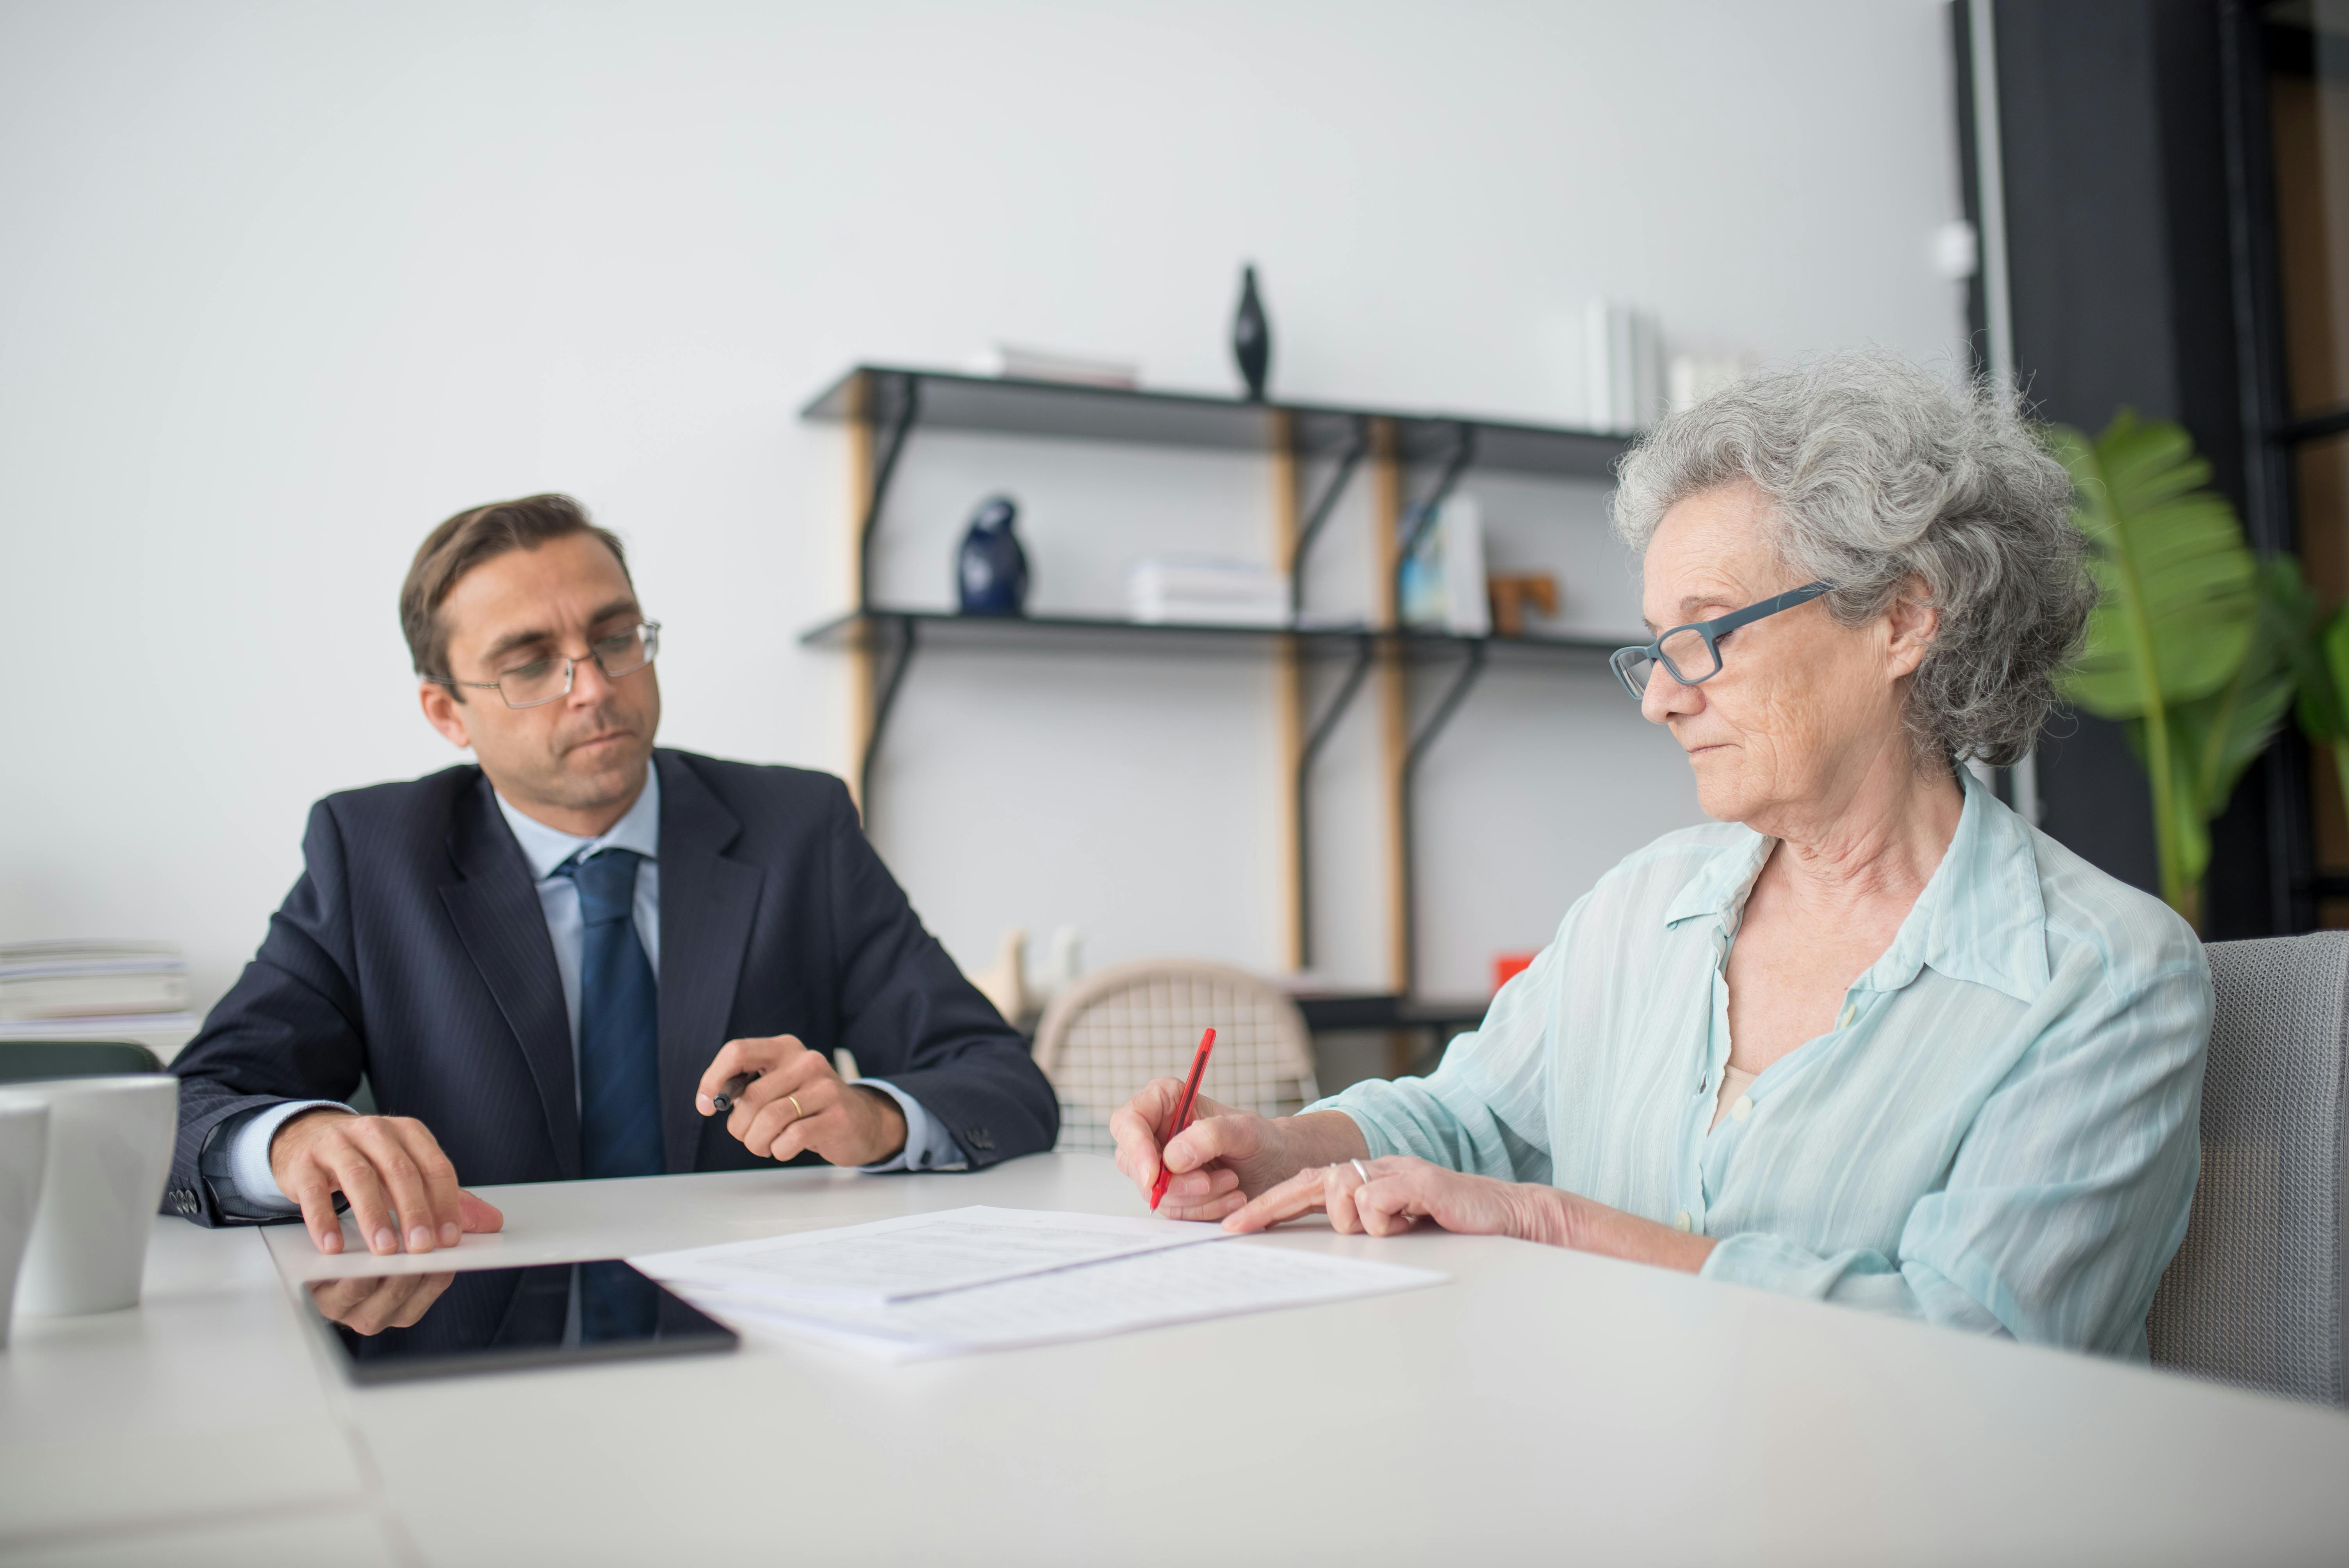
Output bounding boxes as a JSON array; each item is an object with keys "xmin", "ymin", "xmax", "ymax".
[
  {"xmin": 629, "ymin": 1205, "xmax": 1224, "ymax": 1304},
  {"xmin": 632, "ymin": 1208, "xmax": 1446, "ymax": 1362}
]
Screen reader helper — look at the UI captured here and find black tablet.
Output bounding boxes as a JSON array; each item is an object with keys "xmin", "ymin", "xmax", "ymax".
[{"xmin": 305, "ymin": 1259, "xmax": 738, "ymax": 1384}]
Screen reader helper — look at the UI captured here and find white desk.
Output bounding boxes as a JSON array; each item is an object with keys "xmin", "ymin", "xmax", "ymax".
[
  {"xmin": 0, "ymin": 1212, "xmax": 396, "ymax": 1565},
  {"xmin": 10, "ymin": 1154, "xmax": 2349, "ymax": 1565}
]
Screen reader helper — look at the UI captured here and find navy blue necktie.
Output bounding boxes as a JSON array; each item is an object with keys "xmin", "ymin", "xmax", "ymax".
[{"xmin": 555, "ymin": 849, "xmax": 663, "ymax": 1178}]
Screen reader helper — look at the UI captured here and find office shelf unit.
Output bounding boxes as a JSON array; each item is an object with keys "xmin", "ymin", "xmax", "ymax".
[{"xmin": 799, "ymin": 364, "xmax": 1631, "ymax": 997}]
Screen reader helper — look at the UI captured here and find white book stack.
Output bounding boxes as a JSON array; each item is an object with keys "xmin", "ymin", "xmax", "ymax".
[
  {"xmin": 969, "ymin": 344, "xmax": 1141, "ymax": 389},
  {"xmin": 1586, "ymin": 299, "xmax": 1666, "ymax": 433},
  {"xmin": 1127, "ymin": 557, "xmax": 1292, "ymax": 627},
  {"xmin": 0, "ymin": 941, "xmax": 196, "ymax": 1039}
]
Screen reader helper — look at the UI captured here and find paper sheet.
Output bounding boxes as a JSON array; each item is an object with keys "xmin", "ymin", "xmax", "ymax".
[
  {"xmin": 628, "ymin": 1205, "xmax": 1225, "ymax": 1304},
  {"xmin": 656, "ymin": 1235, "xmax": 1447, "ymax": 1362}
]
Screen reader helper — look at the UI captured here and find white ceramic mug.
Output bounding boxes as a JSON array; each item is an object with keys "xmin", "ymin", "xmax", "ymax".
[
  {"xmin": 0, "ymin": 1076, "xmax": 178, "ymax": 1316},
  {"xmin": 0, "ymin": 1101, "xmax": 48, "ymax": 1347}
]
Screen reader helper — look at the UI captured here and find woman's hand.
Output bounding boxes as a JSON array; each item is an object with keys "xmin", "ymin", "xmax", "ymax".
[
  {"xmin": 1110, "ymin": 1080, "xmax": 1286, "ymax": 1221},
  {"xmin": 1110, "ymin": 1083, "xmax": 1376, "ymax": 1222},
  {"xmin": 1223, "ymin": 1154, "xmax": 1550, "ymax": 1240},
  {"xmin": 695, "ymin": 1034, "xmax": 907, "ymax": 1167}
]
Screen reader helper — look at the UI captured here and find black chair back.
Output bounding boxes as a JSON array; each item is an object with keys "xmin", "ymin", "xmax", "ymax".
[{"xmin": 0, "ymin": 1040, "xmax": 166, "ymax": 1083}]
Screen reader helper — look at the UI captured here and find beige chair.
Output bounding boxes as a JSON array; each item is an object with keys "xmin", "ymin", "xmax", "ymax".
[{"xmin": 1032, "ymin": 959, "xmax": 1319, "ymax": 1154}]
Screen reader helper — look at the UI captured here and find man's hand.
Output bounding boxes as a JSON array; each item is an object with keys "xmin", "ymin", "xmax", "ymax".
[
  {"xmin": 695, "ymin": 1034, "xmax": 907, "ymax": 1168},
  {"xmin": 270, "ymin": 1110, "xmax": 506, "ymax": 1256},
  {"xmin": 308, "ymin": 1272, "xmax": 456, "ymax": 1336}
]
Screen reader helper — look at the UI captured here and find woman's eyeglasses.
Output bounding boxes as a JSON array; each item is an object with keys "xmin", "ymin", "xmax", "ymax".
[{"xmin": 1609, "ymin": 584, "xmax": 1829, "ymax": 700}]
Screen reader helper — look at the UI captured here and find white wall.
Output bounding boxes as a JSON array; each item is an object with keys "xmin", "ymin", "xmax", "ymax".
[{"xmin": 0, "ymin": 0, "xmax": 1970, "ymax": 1013}]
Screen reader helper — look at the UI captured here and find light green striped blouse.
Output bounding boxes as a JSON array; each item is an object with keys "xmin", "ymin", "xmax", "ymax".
[{"xmin": 1313, "ymin": 771, "xmax": 2210, "ymax": 1358}]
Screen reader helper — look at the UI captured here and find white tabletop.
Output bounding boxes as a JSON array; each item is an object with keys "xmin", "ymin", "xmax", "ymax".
[
  {"xmin": 0, "ymin": 1212, "xmax": 397, "ymax": 1564},
  {"xmin": 9, "ymin": 1153, "xmax": 2349, "ymax": 1565}
]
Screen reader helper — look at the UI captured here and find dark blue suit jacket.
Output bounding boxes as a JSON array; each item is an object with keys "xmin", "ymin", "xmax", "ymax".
[{"xmin": 165, "ymin": 749, "xmax": 1055, "ymax": 1225}]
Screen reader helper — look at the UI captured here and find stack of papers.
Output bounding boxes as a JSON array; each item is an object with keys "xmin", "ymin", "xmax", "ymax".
[
  {"xmin": 631, "ymin": 1206, "xmax": 1443, "ymax": 1362},
  {"xmin": 0, "ymin": 941, "xmax": 195, "ymax": 1037}
]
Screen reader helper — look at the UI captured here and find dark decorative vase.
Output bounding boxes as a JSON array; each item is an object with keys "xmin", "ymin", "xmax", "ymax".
[
  {"xmin": 956, "ymin": 494, "xmax": 1028, "ymax": 616},
  {"xmin": 1232, "ymin": 263, "xmax": 1271, "ymax": 401}
]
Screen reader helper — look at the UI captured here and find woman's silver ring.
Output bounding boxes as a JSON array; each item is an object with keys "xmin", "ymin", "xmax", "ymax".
[{"xmin": 1350, "ymin": 1158, "xmax": 1371, "ymax": 1184}]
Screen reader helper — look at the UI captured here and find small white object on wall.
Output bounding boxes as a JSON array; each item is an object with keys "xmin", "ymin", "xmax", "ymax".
[{"xmin": 1932, "ymin": 219, "xmax": 1982, "ymax": 282}]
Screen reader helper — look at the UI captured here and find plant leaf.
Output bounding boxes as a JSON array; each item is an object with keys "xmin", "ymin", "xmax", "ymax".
[
  {"xmin": 2055, "ymin": 413, "xmax": 2258, "ymax": 719},
  {"xmin": 2325, "ymin": 611, "xmax": 2349, "ymax": 734},
  {"xmin": 2171, "ymin": 554, "xmax": 2301, "ymax": 825},
  {"xmin": 2264, "ymin": 556, "xmax": 2348, "ymax": 743}
]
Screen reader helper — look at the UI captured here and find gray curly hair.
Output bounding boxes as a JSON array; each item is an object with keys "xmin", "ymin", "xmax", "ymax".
[{"xmin": 1611, "ymin": 349, "xmax": 2091, "ymax": 768}]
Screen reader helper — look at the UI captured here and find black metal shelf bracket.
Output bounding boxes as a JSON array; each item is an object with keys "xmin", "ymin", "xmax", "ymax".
[
  {"xmin": 857, "ymin": 374, "xmax": 921, "ymax": 611},
  {"xmin": 1396, "ymin": 638, "xmax": 1490, "ymax": 993},
  {"xmin": 1290, "ymin": 417, "xmax": 1370, "ymax": 617},
  {"xmin": 1391, "ymin": 421, "xmax": 1479, "ymax": 616},
  {"xmin": 1293, "ymin": 632, "xmax": 1377, "ymax": 969},
  {"xmin": 1406, "ymin": 639, "xmax": 1491, "ymax": 768},
  {"xmin": 859, "ymin": 615, "xmax": 920, "ymax": 824}
]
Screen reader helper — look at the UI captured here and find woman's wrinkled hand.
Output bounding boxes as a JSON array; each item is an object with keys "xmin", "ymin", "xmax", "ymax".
[
  {"xmin": 1222, "ymin": 1154, "xmax": 1550, "ymax": 1240},
  {"xmin": 1110, "ymin": 1079, "xmax": 1302, "ymax": 1222}
]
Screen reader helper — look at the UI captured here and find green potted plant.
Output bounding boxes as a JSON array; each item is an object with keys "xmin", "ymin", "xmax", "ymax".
[{"xmin": 2052, "ymin": 412, "xmax": 2299, "ymax": 930}]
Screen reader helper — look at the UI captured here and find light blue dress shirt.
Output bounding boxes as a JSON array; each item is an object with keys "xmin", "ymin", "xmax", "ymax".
[
  {"xmin": 215, "ymin": 768, "xmax": 958, "ymax": 1213},
  {"xmin": 1310, "ymin": 770, "xmax": 2210, "ymax": 1358}
]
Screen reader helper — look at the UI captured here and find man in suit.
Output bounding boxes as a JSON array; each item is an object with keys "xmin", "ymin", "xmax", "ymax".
[{"xmin": 167, "ymin": 493, "xmax": 1055, "ymax": 1258}]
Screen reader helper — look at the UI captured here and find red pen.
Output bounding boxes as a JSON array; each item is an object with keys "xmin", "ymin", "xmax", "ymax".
[{"xmin": 1149, "ymin": 1028, "xmax": 1217, "ymax": 1212}]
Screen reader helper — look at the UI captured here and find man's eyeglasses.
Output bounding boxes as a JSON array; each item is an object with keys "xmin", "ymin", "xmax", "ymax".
[
  {"xmin": 1609, "ymin": 585, "xmax": 1828, "ymax": 701},
  {"xmin": 437, "ymin": 622, "xmax": 661, "ymax": 709}
]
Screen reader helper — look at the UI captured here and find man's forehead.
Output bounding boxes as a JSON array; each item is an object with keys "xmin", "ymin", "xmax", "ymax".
[{"xmin": 442, "ymin": 538, "xmax": 636, "ymax": 640}]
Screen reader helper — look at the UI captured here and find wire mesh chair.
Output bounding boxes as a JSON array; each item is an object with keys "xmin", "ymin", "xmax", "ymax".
[
  {"xmin": 1031, "ymin": 959, "xmax": 1319, "ymax": 1154},
  {"xmin": 2148, "ymin": 933, "xmax": 2347, "ymax": 1406}
]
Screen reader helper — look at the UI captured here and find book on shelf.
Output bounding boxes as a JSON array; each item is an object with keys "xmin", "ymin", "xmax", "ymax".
[
  {"xmin": 1126, "ymin": 557, "xmax": 1292, "ymax": 627},
  {"xmin": 1586, "ymin": 299, "xmax": 1665, "ymax": 434},
  {"xmin": 1398, "ymin": 494, "xmax": 1492, "ymax": 638},
  {"xmin": 969, "ymin": 344, "xmax": 1141, "ymax": 390}
]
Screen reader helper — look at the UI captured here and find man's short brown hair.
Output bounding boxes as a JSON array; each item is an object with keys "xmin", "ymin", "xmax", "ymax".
[{"xmin": 400, "ymin": 494, "xmax": 632, "ymax": 686}]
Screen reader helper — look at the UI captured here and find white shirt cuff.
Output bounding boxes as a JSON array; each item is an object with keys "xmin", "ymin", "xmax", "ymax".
[
  {"xmin": 224, "ymin": 1099, "xmax": 353, "ymax": 1212},
  {"xmin": 853, "ymin": 1080, "xmax": 965, "ymax": 1172}
]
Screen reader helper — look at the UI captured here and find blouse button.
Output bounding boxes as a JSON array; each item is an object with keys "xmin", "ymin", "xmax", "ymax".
[
  {"xmin": 1837, "ymin": 1002, "xmax": 1857, "ymax": 1030},
  {"xmin": 1673, "ymin": 1210, "xmax": 1692, "ymax": 1232},
  {"xmin": 1731, "ymin": 1096, "xmax": 1753, "ymax": 1123}
]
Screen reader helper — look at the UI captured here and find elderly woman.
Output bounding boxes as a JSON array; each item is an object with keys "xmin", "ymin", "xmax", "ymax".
[{"xmin": 1112, "ymin": 351, "xmax": 2208, "ymax": 1356}]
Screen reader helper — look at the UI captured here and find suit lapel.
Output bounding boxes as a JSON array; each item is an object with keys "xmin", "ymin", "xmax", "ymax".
[
  {"xmin": 653, "ymin": 752, "xmax": 765, "ymax": 1172},
  {"xmin": 439, "ymin": 776, "xmax": 581, "ymax": 1179}
]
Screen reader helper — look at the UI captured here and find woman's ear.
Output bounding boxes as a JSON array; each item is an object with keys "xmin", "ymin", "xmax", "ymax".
[{"xmin": 1884, "ymin": 576, "xmax": 1939, "ymax": 680}]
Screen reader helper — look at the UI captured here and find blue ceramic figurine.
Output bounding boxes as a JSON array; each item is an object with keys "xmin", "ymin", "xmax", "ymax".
[{"xmin": 956, "ymin": 494, "xmax": 1029, "ymax": 615}]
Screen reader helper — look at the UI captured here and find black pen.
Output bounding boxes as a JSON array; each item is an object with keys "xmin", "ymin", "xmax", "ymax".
[{"xmin": 710, "ymin": 1072, "xmax": 757, "ymax": 1113}]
